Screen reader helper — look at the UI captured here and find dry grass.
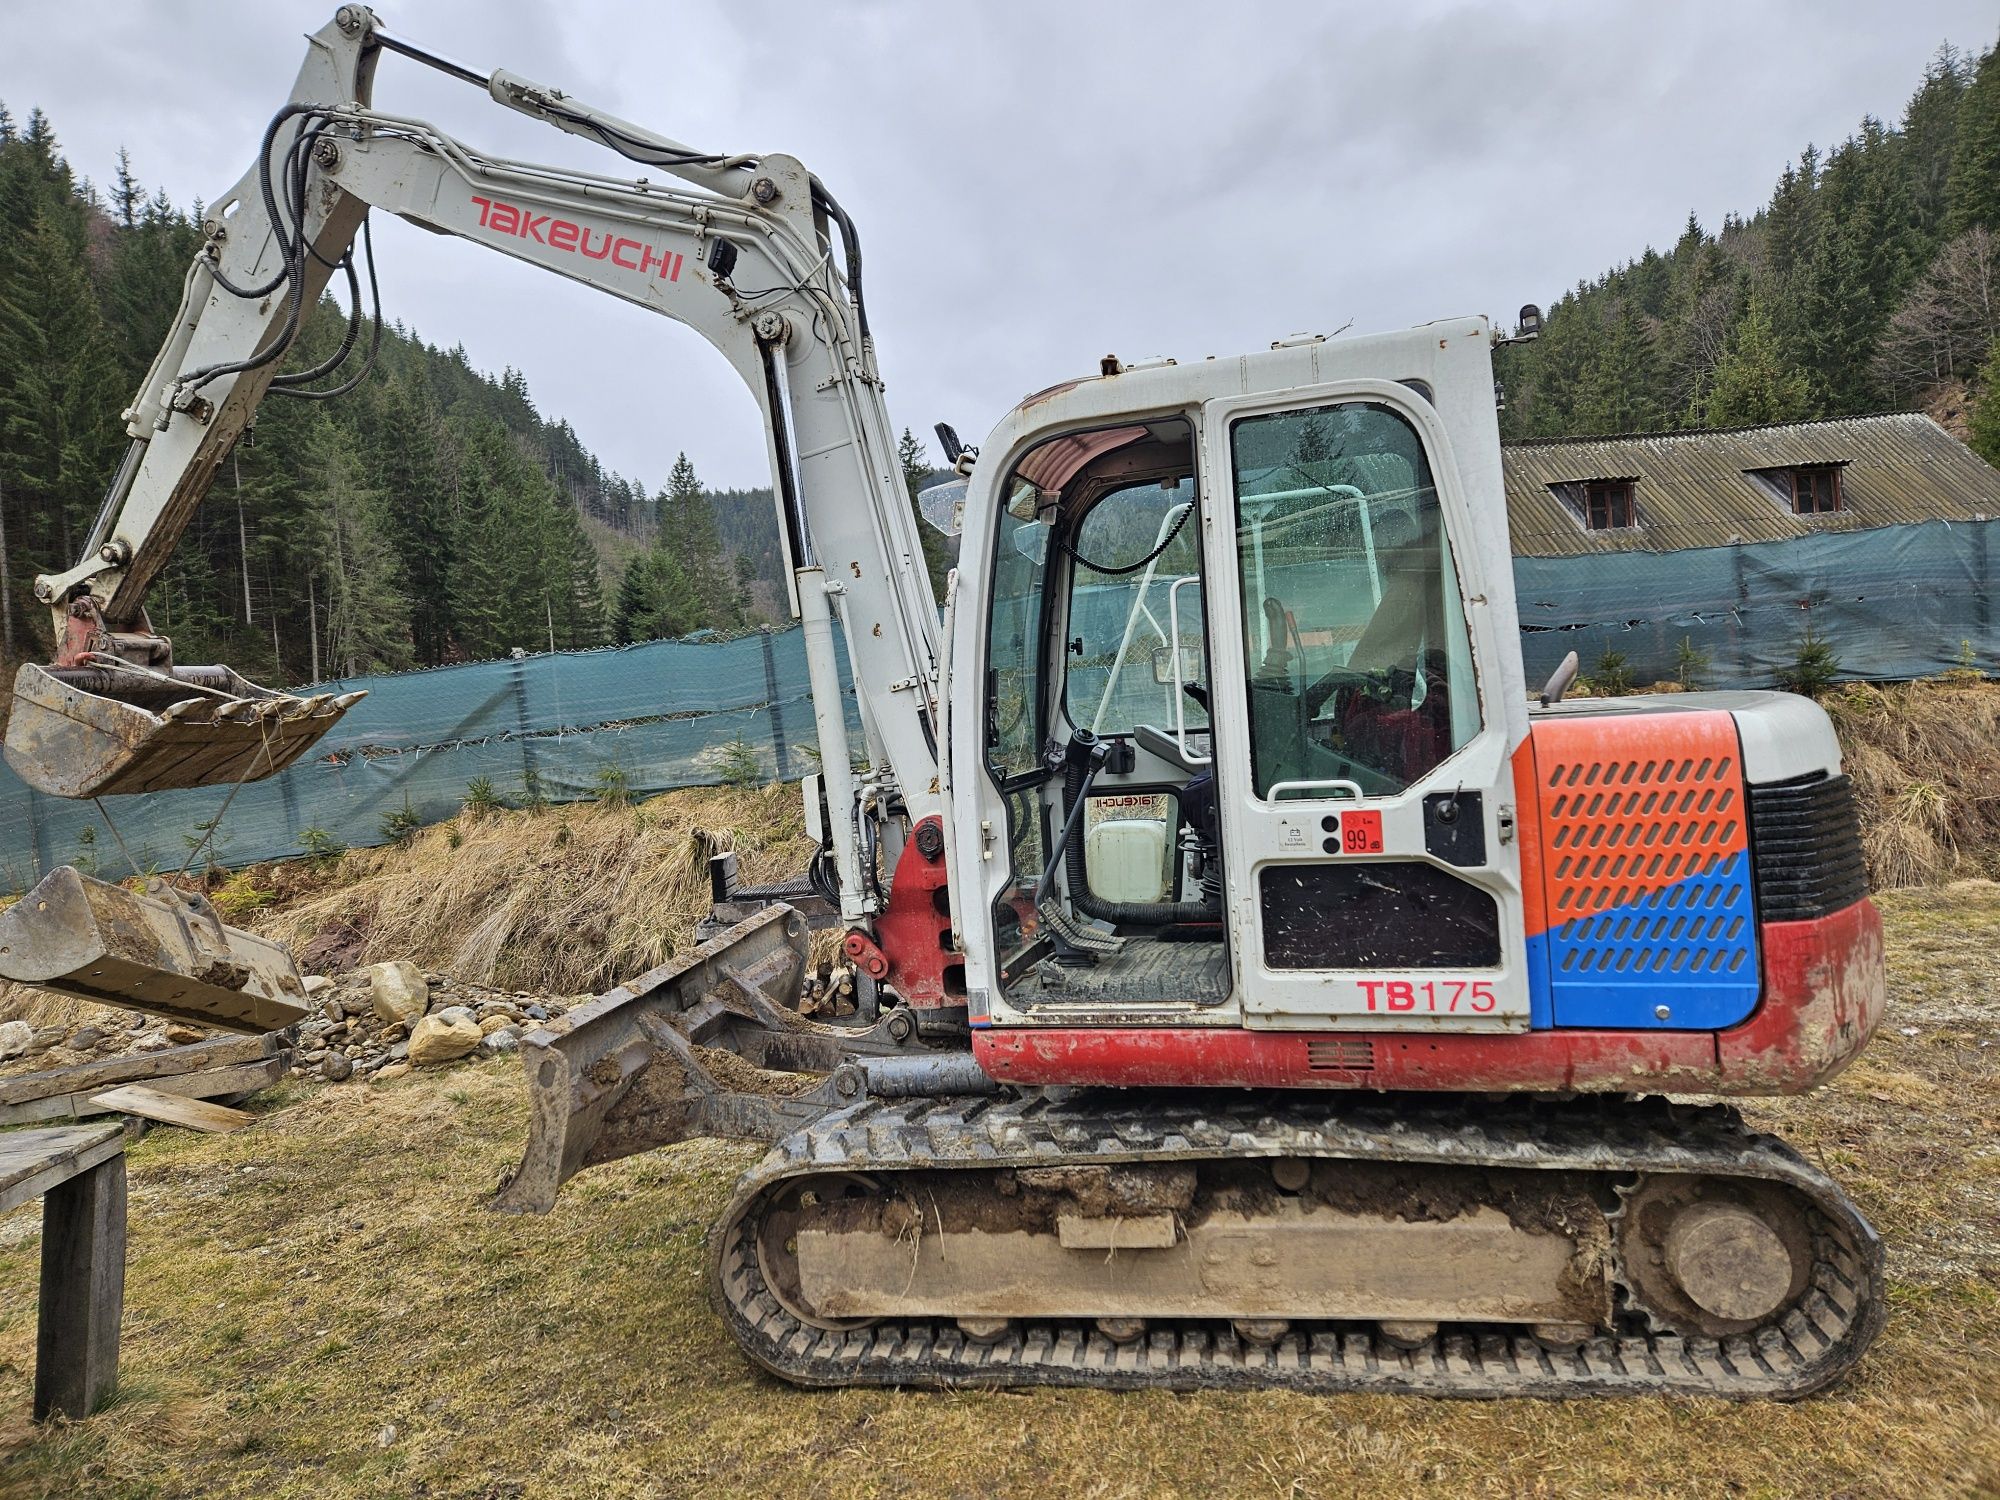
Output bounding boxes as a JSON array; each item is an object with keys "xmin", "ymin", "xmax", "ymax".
[
  {"xmin": 0, "ymin": 886, "xmax": 1993, "ymax": 1500},
  {"xmin": 1, "ymin": 781, "xmax": 819, "ymax": 1046},
  {"xmin": 248, "ymin": 782, "xmax": 813, "ymax": 994},
  {"xmin": 1827, "ymin": 678, "xmax": 2000, "ymax": 889}
]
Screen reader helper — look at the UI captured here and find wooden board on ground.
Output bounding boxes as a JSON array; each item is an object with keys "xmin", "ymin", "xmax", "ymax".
[
  {"xmin": 0, "ymin": 1054, "xmax": 288, "ymax": 1126},
  {"xmin": 0, "ymin": 1032, "xmax": 283, "ymax": 1109},
  {"xmin": 86, "ymin": 1085, "xmax": 254, "ymax": 1134},
  {"xmin": 0, "ymin": 1122, "xmax": 125, "ymax": 1217}
]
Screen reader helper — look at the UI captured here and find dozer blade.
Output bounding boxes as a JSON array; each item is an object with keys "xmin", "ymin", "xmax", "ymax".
[
  {"xmin": 494, "ymin": 904, "xmax": 929, "ymax": 1215},
  {"xmin": 3, "ymin": 661, "xmax": 366, "ymax": 799},
  {"xmin": 0, "ymin": 866, "xmax": 309, "ymax": 1033}
]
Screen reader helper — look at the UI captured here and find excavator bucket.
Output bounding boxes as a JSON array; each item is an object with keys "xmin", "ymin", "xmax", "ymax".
[
  {"xmin": 0, "ymin": 866, "xmax": 309, "ymax": 1033},
  {"xmin": 3, "ymin": 661, "xmax": 366, "ymax": 799}
]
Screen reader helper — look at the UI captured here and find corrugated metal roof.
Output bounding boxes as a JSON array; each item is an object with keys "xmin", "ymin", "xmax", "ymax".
[{"xmin": 1501, "ymin": 413, "xmax": 2000, "ymax": 558}]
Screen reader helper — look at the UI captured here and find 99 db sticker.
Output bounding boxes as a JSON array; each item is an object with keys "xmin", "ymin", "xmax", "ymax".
[{"xmin": 1338, "ymin": 809, "xmax": 1384, "ymax": 854}]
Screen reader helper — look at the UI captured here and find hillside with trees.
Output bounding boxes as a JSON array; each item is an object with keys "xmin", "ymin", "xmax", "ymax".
[
  {"xmin": 1496, "ymin": 40, "xmax": 2000, "ymax": 461},
  {"xmin": 0, "ymin": 104, "xmax": 804, "ymax": 684}
]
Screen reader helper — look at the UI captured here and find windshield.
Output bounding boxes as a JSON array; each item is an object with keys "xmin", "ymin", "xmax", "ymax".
[{"xmin": 1230, "ymin": 401, "xmax": 1479, "ymax": 799}]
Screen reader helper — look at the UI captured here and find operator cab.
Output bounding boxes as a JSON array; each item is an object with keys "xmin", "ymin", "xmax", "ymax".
[{"xmin": 979, "ymin": 392, "xmax": 1486, "ymax": 1018}]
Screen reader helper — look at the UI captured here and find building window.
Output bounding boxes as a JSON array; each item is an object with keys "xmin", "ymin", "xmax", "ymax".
[
  {"xmin": 1582, "ymin": 480, "xmax": 1636, "ymax": 531},
  {"xmin": 1748, "ymin": 464, "xmax": 1845, "ymax": 516},
  {"xmin": 1788, "ymin": 466, "xmax": 1842, "ymax": 515}
]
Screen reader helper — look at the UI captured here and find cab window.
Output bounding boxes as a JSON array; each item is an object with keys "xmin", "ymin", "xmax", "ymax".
[
  {"xmin": 1063, "ymin": 476, "xmax": 1206, "ymax": 739},
  {"xmin": 984, "ymin": 478, "xmax": 1048, "ymax": 783},
  {"xmin": 1230, "ymin": 401, "xmax": 1479, "ymax": 799}
]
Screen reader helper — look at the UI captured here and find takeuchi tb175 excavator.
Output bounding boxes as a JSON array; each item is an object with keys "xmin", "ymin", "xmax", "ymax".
[{"xmin": 0, "ymin": 8, "xmax": 1887, "ymax": 1399}]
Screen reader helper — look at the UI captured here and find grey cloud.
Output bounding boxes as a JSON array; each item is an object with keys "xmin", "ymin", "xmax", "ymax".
[{"xmin": 3, "ymin": 0, "xmax": 1991, "ymax": 492}]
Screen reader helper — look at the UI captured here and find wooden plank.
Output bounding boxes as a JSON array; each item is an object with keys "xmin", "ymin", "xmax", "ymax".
[
  {"xmin": 0, "ymin": 1124, "xmax": 126, "ymax": 1216},
  {"xmin": 86, "ymin": 1085, "xmax": 254, "ymax": 1134},
  {"xmin": 0, "ymin": 1055, "xmax": 288, "ymax": 1127},
  {"xmin": 0, "ymin": 1033, "xmax": 282, "ymax": 1108},
  {"xmin": 34, "ymin": 1152, "xmax": 125, "ymax": 1421}
]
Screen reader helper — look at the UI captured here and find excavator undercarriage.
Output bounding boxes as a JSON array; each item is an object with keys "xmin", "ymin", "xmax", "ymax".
[
  {"xmin": 713, "ymin": 1093, "xmax": 1881, "ymax": 1400},
  {"xmin": 487, "ymin": 904, "xmax": 1882, "ymax": 1400}
]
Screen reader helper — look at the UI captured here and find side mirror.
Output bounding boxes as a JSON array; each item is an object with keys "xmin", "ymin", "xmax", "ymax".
[
  {"xmin": 1539, "ymin": 650, "xmax": 1579, "ymax": 707},
  {"xmin": 917, "ymin": 478, "xmax": 967, "ymax": 537}
]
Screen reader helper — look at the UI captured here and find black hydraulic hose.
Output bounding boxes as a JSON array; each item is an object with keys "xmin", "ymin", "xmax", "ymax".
[
  {"xmin": 1060, "ymin": 734, "xmax": 1219, "ymax": 926},
  {"xmin": 809, "ymin": 178, "xmax": 869, "ymax": 344}
]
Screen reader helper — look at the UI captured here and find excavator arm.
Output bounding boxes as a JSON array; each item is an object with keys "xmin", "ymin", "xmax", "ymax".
[{"xmin": 6, "ymin": 6, "xmax": 942, "ymax": 913}]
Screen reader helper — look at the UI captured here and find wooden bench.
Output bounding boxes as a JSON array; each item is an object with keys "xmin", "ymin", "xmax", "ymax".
[{"xmin": 0, "ymin": 1123, "xmax": 126, "ymax": 1421}]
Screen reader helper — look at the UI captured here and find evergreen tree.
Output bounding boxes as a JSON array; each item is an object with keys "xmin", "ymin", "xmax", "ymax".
[
  {"xmin": 302, "ymin": 417, "xmax": 412, "ymax": 678},
  {"xmin": 1702, "ymin": 302, "xmax": 1817, "ymax": 427},
  {"xmin": 1947, "ymin": 42, "xmax": 2000, "ymax": 236},
  {"xmin": 1967, "ymin": 338, "xmax": 2000, "ymax": 466}
]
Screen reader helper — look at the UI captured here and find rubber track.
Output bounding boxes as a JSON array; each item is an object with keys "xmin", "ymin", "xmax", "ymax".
[{"xmin": 710, "ymin": 1093, "xmax": 1884, "ymax": 1399}]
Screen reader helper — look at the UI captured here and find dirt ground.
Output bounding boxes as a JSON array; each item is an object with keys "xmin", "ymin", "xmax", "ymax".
[{"xmin": 0, "ymin": 886, "xmax": 1995, "ymax": 1500}]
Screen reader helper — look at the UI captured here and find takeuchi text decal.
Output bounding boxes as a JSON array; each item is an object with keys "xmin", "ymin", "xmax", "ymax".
[{"xmin": 470, "ymin": 196, "xmax": 684, "ymax": 281}]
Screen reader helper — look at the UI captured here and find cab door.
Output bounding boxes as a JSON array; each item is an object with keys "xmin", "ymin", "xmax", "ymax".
[{"xmin": 1197, "ymin": 380, "xmax": 1532, "ymax": 1032}]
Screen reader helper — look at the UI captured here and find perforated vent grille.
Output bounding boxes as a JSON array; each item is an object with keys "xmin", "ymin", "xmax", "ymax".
[
  {"xmin": 1542, "ymin": 752, "xmax": 1744, "ymax": 924},
  {"xmin": 1306, "ymin": 1039, "xmax": 1376, "ymax": 1072},
  {"xmin": 1528, "ymin": 710, "xmax": 1761, "ymax": 1029}
]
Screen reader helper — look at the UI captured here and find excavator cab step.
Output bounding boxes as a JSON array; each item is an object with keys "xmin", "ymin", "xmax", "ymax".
[
  {"xmin": 3, "ymin": 661, "xmax": 365, "ymax": 799},
  {"xmin": 0, "ymin": 866, "xmax": 309, "ymax": 1034}
]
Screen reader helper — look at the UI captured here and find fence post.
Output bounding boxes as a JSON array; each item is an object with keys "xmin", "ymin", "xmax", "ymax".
[
  {"xmin": 512, "ymin": 653, "xmax": 537, "ymax": 798},
  {"xmin": 759, "ymin": 629, "xmax": 790, "ymax": 780},
  {"xmin": 1975, "ymin": 520, "xmax": 1992, "ymax": 658},
  {"xmin": 24, "ymin": 784, "xmax": 47, "ymax": 881}
]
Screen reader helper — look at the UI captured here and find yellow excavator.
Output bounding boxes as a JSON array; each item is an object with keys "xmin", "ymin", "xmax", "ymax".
[{"xmin": 0, "ymin": 8, "xmax": 1887, "ymax": 1398}]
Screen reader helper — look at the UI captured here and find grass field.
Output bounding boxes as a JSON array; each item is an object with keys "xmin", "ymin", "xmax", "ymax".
[{"xmin": 0, "ymin": 884, "xmax": 1995, "ymax": 1499}]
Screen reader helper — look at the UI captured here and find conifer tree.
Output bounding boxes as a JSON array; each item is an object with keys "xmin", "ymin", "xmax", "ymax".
[
  {"xmin": 1947, "ymin": 42, "xmax": 2000, "ymax": 236},
  {"xmin": 899, "ymin": 427, "xmax": 952, "ymax": 598},
  {"xmin": 1702, "ymin": 303, "xmax": 1817, "ymax": 427}
]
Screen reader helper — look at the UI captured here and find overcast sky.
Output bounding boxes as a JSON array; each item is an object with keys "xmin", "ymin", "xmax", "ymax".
[{"xmin": 4, "ymin": 1, "xmax": 1994, "ymax": 492}]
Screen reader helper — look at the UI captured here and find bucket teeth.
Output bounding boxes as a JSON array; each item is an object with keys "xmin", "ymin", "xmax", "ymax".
[{"xmin": 2, "ymin": 661, "xmax": 368, "ymax": 798}]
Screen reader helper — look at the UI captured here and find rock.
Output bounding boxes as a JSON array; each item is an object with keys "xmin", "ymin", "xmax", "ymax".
[
  {"xmin": 302, "ymin": 974, "xmax": 334, "ymax": 997},
  {"xmin": 408, "ymin": 1012, "xmax": 481, "ymax": 1066},
  {"xmin": 525, "ymin": 1003, "xmax": 549, "ymax": 1022},
  {"xmin": 387, "ymin": 1041, "xmax": 410, "ymax": 1062},
  {"xmin": 478, "ymin": 1013, "xmax": 514, "ymax": 1036},
  {"xmin": 68, "ymin": 1026, "xmax": 104, "ymax": 1052},
  {"xmin": 322, "ymin": 1053, "xmax": 354, "ymax": 1082},
  {"xmin": 320, "ymin": 997, "xmax": 345, "ymax": 1022},
  {"xmin": 476, "ymin": 1027, "xmax": 520, "ymax": 1058},
  {"xmin": 372, "ymin": 1062, "xmax": 410, "ymax": 1084},
  {"xmin": 367, "ymin": 961, "xmax": 430, "ymax": 1025},
  {"xmin": 434, "ymin": 1004, "xmax": 475, "ymax": 1027},
  {"xmin": 24, "ymin": 1026, "xmax": 65, "ymax": 1057},
  {"xmin": 164, "ymin": 1023, "xmax": 205, "ymax": 1046},
  {"xmin": 132, "ymin": 1033, "xmax": 171, "ymax": 1053},
  {"xmin": 0, "ymin": 1020, "xmax": 33, "ymax": 1061}
]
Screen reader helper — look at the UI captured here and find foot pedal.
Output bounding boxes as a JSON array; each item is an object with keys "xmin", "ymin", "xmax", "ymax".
[{"xmin": 1038, "ymin": 902, "xmax": 1124, "ymax": 956}]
